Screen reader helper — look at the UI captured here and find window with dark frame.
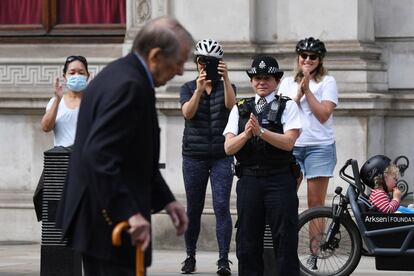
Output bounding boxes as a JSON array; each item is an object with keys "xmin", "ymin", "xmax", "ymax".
[{"xmin": 0, "ymin": 0, "xmax": 126, "ymax": 43}]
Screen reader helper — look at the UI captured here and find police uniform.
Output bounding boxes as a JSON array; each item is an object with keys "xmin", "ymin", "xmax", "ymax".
[{"xmin": 223, "ymin": 56, "xmax": 301, "ymax": 276}]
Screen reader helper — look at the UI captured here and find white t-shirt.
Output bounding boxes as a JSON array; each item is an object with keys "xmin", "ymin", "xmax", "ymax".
[
  {"xmin": 278, "ymin": 75, "xmax": 338, "ymax": 146},
  {"xmin": 223, "ymin": 93, "xmax": 302, "ymax": 136},
  {"xmin": 46, "ymin": 97, "xmax": 79, "ymax": 147}
]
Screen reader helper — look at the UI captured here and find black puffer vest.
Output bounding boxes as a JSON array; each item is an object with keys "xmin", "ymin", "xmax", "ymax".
[
  {"xmin": 235, "ymin": 95, "xmax": 293, "ymax": 167},
  {"xmin": 182, "ymin": 80, "xmax": 234, "ymax": 159}
]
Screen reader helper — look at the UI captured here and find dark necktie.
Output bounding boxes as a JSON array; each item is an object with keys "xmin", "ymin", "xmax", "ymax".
[{"xmin": 255, "ymin": 97, "xmax": 267, "ymax": 114}]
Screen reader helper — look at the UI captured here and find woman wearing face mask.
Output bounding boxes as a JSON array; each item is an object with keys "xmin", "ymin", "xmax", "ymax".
[
  {"xmin": 35, "ymin": 55, "xmax": 90, "ymax": 222},
  {"xmin": 41, "ymin": 55, "xmax": 90, "ymax": 146}
]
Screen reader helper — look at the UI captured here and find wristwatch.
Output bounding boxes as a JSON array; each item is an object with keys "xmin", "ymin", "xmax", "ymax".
[{"xmin": 258, "ymin": 127, "xmax": 265, "ymax": 138}]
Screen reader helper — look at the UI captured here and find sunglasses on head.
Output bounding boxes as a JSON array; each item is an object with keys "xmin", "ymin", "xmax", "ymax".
[
  {"xmin": 197, "ymin": 56, "xmax": 218, "ymax": 65},
  {"xmin": 66, "ymin": 55, "xmax": 87, "ymax": 64},
  {"xmin": 299, "ymin": 53, "xmax": 319, "ymax": 61}
]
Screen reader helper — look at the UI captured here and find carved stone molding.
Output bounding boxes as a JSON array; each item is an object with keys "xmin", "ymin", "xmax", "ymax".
[
  {"xmin": 125, "ymin": 0, "xmax": 169, "ymax": 42},
  {"xmin": 0, "ymin": 65, "xmax": 60, "ymax": 86},
  {"xmin": 0, "ymin": 60, "xmax": 108, "ymax": 113},
  {"xmin": 136, "ymin": 0, "xmax": 152, "ymax": 24},
  {"xmin": 0, "ymin": 63, "xmax": 105, "ymax": 89}
]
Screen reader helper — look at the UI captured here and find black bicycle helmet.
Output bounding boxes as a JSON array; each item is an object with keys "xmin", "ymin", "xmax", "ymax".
[
  {"xmin": 359, "ymin": 155, "xmax": 391, "ymax": 188},
  {"xmin": 295, "ymin": 37, "xmax": 327, "ymax": 58}
]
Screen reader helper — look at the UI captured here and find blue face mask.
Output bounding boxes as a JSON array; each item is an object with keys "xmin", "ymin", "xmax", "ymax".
[{"xmin": 66, "ymin": 75, "xmax": 88, "ymax": 92}]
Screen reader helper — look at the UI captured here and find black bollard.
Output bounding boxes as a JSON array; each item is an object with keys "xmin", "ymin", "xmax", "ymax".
[{"xmin": 40, "ymin": 147, "xmax": 81, "ymax": 276}]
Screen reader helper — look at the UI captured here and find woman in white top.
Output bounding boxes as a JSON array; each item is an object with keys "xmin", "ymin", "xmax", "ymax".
[
  {"xmin": 279, "ymin": 37, "xmax": 338, "ymax": 268},
  {"xmin": 279, "ymin": 37, "xmax": 338, "ymax": 209},
  {"xmin": 41, "ymin": 55, "xmax": 90, "ymax": 146},
  {"xmin": 35, "ymin": 55, "xmax": 90, "ymax": 222}
]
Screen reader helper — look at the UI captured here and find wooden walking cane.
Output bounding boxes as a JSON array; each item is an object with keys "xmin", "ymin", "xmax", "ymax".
[{"xmin": 112, "ymin": 221, "xmax": 144, "ymax": 276}]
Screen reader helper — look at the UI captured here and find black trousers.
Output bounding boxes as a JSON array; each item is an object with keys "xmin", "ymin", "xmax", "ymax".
[
  {"xmin": 236, "ymin": 172, "xmax": 299, "ymax": 276},
  {"xmin": 82, "ymin": 254, "xmax": 146, "ymax": 276}
]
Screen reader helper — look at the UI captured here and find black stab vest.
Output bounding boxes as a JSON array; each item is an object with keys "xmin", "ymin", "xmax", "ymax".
[
  {"xmin": 182, "ymin": 80, "xmax": 234, "ymax": 159},
  {"xmin": 235, "ymin": 95, "xmax": 293, "ymax": 167}
]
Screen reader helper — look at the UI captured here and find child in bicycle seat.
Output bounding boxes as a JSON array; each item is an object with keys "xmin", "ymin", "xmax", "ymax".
[
  {"xmin": 361, "ymin": 154, "xmax": 414, "ymax": 214},
  {"xmin": 368, "ymin": 163, "xmax": 402, "ymax": 213}
]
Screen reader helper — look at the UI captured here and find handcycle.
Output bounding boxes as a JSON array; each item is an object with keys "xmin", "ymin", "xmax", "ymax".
[{"xmin": 297, "ymin": 156, "xmax": 414, "ymax": 276}]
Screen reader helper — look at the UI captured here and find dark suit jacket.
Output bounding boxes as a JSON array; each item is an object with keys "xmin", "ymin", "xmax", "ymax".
[{"xmin": 56, "ymin": 53, "xmax": 175, "ymax": 266}]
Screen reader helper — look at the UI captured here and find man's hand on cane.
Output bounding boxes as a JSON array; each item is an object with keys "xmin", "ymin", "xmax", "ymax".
[{"xmin": 128, "ymin": 213, "xmax": 151, "ymax": 251}]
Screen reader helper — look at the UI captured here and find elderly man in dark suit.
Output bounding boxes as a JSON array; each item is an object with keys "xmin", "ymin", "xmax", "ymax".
[{"xmin": 56, "ymin": 17, "xmax": 193, "ymax": 276}]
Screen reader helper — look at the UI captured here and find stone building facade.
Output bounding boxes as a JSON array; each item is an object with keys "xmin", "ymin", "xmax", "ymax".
[{"xmin": 0, "ymin": 0, "xmax": 413, "ymax": 250}]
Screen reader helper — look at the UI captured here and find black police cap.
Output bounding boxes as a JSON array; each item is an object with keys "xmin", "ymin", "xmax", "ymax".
[{"xmin": 246, "ymin": 55, "xmax": 284, "ymax": 79}]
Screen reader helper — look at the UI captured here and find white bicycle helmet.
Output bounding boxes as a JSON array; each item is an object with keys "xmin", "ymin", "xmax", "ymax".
[{"xmin": 194, "ymin": 39, "xmax": 224, "ymax": 58}]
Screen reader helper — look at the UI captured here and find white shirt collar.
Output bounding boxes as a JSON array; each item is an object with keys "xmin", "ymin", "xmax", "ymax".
[{"xmin": 255, "ymin": 91, "xmax": 276, "ymax": 104}]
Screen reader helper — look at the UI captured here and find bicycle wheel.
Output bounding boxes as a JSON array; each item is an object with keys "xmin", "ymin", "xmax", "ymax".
[{"xmin": 298, "ymin": 207, "xmax": 362, "ymax": 276}]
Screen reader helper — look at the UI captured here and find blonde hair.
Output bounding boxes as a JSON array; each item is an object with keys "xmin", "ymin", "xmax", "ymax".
[
  {"xmin": 293, "ymin": 56, "xmax": 328, "ymax": 83},
  {"xmin": 373, "ymin": 163, "xmax": 399, "ymax": 189}
]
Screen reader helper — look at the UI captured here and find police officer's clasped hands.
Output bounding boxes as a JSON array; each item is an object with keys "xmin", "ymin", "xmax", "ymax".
[{"xmin": 246, "ymin": 113, "xmax": 261, "ymax": 137}]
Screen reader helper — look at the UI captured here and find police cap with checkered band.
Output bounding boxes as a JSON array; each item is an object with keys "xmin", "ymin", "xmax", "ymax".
[{"xmin": 246, "ymin": 55, "xmax": 284, "ymax": 79}]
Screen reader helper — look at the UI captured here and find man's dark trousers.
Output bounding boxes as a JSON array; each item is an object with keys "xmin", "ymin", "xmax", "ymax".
[
  {"xmin": 236, "ymin": 170, "xmax": 299, "ymax": 276},
  {"xmin": 82, "ymin": 254, "xmax": 147, "ymax": 276}
]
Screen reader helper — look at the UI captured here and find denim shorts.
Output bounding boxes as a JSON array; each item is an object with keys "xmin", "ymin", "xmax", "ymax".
[{"xmin": 293, "ymin": 143, "xmax": 337, "ymax": 179}]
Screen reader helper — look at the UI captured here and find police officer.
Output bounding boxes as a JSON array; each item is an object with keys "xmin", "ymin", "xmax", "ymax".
[{"xmin": 223, "ymin": 55, "xmax": 301, "ymax": 276}]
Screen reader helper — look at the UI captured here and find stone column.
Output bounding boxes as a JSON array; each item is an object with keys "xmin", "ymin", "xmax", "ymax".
[{"xmin": 123, "ymin": 0, "xmax": 170, "ymax": 55}]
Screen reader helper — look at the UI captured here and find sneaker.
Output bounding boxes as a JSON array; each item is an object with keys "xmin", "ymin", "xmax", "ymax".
[
  {"xmin": 306, "ymin": 255, "xmax": 318, "ymax": 270},
  {"xmin": 181, "ymin": 255, "xmax": 196, "ymax": 274},
  {"xmin": 216, "ymin": 258, "xmax": 232, "ymax": 276}
]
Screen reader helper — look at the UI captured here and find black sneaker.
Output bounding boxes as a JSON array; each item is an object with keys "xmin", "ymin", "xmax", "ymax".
[
  {"xmin": 181, "ymin": 255, "xmax": 196, "ymax": 274},
  {"xmin": 216, "ymin": 258, "xmax": 232, "ymax": 276},
  {"xmin": 306, "ymin": 255, "xmax": 318, "ymax": 270}
]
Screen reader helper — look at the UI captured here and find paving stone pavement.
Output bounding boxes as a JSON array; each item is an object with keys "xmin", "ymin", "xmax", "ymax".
[{"xmin": 1, "ymin": 242, "xmax": 413, "ymax": 275}]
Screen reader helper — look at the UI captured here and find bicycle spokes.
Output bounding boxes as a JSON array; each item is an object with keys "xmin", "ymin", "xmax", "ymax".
[{"xmin": 298, "ymin": 214, "xmax": 356, "ymax": 275}]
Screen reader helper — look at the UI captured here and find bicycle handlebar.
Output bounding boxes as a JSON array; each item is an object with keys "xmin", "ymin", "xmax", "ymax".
[{"xmin": 339, "ymin": 159, "xmax": 365, "ymax": 195}]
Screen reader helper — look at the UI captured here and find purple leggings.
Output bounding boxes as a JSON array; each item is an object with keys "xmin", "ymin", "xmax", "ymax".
[{"xmin": 182, "ymin": 156, "xmax": 234, "ymax": 258}]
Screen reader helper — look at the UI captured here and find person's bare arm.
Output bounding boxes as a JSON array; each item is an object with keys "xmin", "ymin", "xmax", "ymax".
[
  {"xmin": 249, "ymin": 113, "xmax": 299, "ymax": 151},
  {"xmin": 181, "ymin": 70, "xmax": 209, "ymax": 119},
  {"xmin": 224, "ymin": 122, "xmax": 253, "ymax": 155},
  {"xmin": 41, "ymin": 77, "xmax": 63, "ymax": 132},
  {"xmin": 301, "ymin": 71, "xmax": 335, "ymax": 123},
  {"xmin": 218, "ymin": 61, "xmax": 236, "ymax": 109}
]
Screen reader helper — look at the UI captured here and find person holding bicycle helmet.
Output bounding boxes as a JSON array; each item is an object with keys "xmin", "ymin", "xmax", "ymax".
[
  {"xmin": 180, "ymin": 39, "xmax": 236, "ymax": 275},
  {"xmin": 278, "ymin": 37, "xmax": 338, "ymax": 270}
]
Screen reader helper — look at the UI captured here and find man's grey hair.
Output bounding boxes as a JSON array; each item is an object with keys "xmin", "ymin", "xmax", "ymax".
[{"xmin": 132, "ymin": 17, "xmax": 194, "ymax": 60}]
